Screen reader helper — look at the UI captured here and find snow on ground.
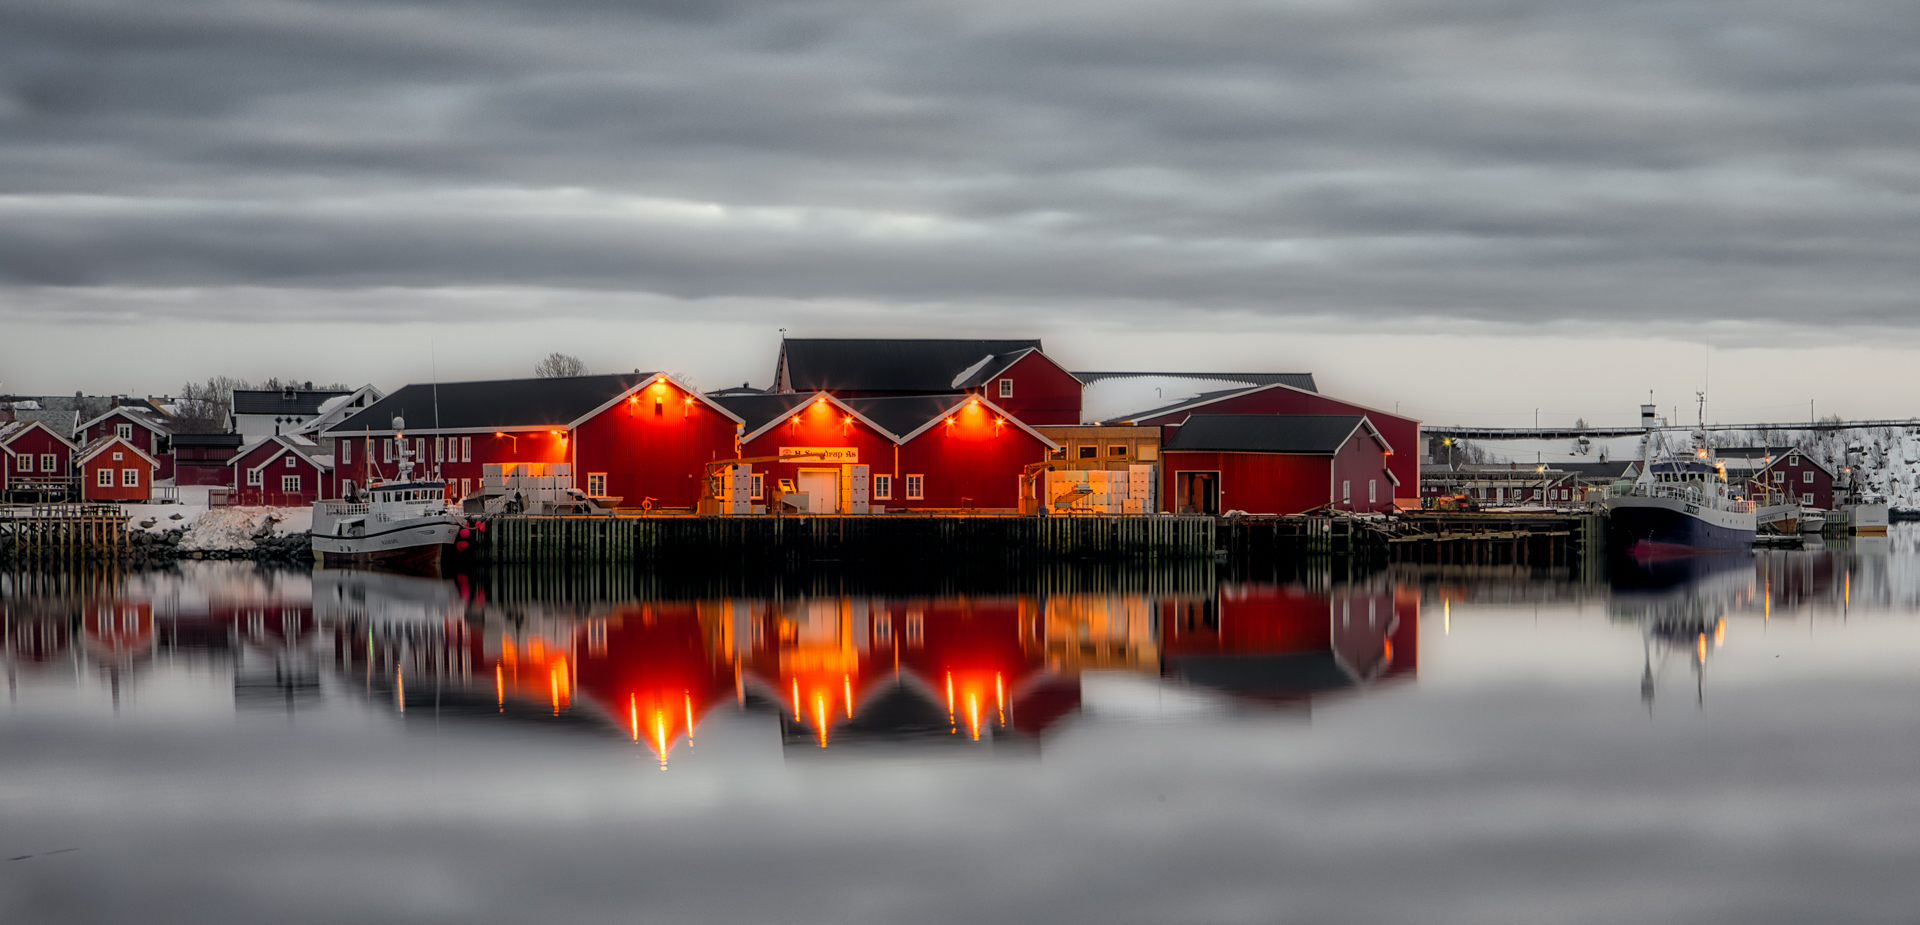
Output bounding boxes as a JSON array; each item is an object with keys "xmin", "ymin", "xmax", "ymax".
[
  {"xmin": 1079, "ymin": 376, "xmax": 1262, "ymax": 424},
  {"xmin": 120, "ymin": 481, "xmax": 311, "ymax": 547}
]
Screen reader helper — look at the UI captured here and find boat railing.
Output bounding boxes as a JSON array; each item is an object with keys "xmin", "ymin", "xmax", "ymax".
[
  {"xmin": 319, "ymin": 502, "xmax": 370, "ymax": 516},
  {"xmin": 1623, "ymin": 483, "xmax": 1752, "ymax": 513}
]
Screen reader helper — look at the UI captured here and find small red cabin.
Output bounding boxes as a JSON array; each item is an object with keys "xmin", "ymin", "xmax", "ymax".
[
  {"xmin": 1754, "ymin": 450, "xmax": 1837, "ymax": 509},
  {"xmin": 76, "ymin": 435, "xmax": 160, "ymax": 502},
  {"xmin": 77, "ymin": 407, "xmax": 174, "ymax": 481},
  {"xmin": 1160, "ymin": 414, "xmax": 1396, "ymax": 516},
  {"xmin": 1, "ymin": 421, "xmax": 78, "ymax": 499},
  {"xmin": 228, "ymin": 435, "xmax": 334, "ymax": 506}
]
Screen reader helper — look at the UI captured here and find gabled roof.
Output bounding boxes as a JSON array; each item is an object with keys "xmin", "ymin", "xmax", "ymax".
[
  {"xmin": 75, "ymin": 434, "xmax": 160, "ymax": 469},
  {"xmin": 840, "ymin": 394, "xmax": 1061, "ymax": 449},
  {"xmin": 1075, "ymin": 371, "xmax": 1318, "ymax": 392},
  {"xmin": 292, "ymin": 384, "xmax": 386, "ymax": 437},
  {"xmin": 77, "ymin": 405, "xmax": 173, "ymax": 437},
  {"xmin": 231, "ymin": 388, "xmax": 353, "ymax": 417},
  {"xmin": 1102, "ymin": 381, "xmax": 1412, "ymax": 427},
  {"xmin": 326, "ymin": 373, "xmax": 741, "ymax": 436},
  {"xmin": 1162, "ymin": 415, "xmax": 1386, "ymax": 456},
  {"xmin": 231, "ymin": 434, "xmax": 332, "ymax": 473},
  {"xmin": 776, "ymin": 338, "xmax": 1044, "ymax": 393},
  {"xmin": 0, "ymin": 419, "xmax": 78, "ymax": 452},
  {"xmin": 712, "ymin": 392, "xmax": 900, "ymax": 445},
  {"xmin": 948, "ymin": 347, "xmax": 1084, "ymax": 390}
]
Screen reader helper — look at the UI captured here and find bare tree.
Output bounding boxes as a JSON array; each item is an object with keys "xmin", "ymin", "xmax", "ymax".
[{"xmin": 534, "ymin": 353, "xmax": 588, "ymax": 378}]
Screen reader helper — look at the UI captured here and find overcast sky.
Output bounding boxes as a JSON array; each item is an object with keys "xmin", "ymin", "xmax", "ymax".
[{"xmin": 3, "ymin": 0, "xmax": 1919, "ymax": 425}]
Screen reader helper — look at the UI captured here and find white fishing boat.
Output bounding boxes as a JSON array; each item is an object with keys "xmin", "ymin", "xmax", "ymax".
[{"xmin": 311, "ymin": 416, "xmax": 465, "ymax": 571}]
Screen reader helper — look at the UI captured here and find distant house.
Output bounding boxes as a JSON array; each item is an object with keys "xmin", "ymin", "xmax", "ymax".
[
  {"xmin": 1160, "ymin": 414, "xmax": 1396, "ymax": 516},
  {"xmin": 229, "ymin": 386, "xmax": 354, "ymax": 439},
  {"xmin": 226, "ymin": 435, "xmax": 335, "ymax": 506},
  {"xmin": 772, "ymin": 338, "xmax": 1084, "ymax": 425},
  {"xmin": 1726, "ymin": 447, "xmax": 1837, "ymax": 509},
  {"xmin": 75, "ymin": 435, "xmax": 160, "ymax": 503},
  {"xmin": 327, "ymin": 373, "xmax": 742, "ymax": 511},
  {"xmin": 172, "ymin": 433, "xmax": 246, "ymax": 487},
  {"xmin": 0, "ymin": 420, "xmax": 79, "ymax": 500},
  {"xmin": 77, "ymin": 406, "xmax": 175, "ymax": 481}
]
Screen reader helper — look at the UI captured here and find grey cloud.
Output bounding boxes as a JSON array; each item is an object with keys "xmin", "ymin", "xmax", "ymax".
[{"xmin": 1, "ymin": 0, "xmax": 1918, "ymax": 328}]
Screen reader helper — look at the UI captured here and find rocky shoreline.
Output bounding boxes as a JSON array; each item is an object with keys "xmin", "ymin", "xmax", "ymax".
[{"xmin": 0, "ymin": 528, "xmax": 314, "ymax": 566}]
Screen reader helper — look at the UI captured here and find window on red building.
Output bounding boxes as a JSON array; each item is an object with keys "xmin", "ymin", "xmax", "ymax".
[
  {"xmin": 121, "ymin": 469, "xmax": 139, "ymax": 487},
  {"xmin": 96, "ymin": 469, "xmax": 112, "ymax": 487},
  {"xmin": 905, "ymin": 475, "xmax": 924, "ymax": 500}
]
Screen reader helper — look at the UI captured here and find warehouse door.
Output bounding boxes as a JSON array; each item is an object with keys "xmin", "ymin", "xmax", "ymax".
[
  {"xmin": 798, "ymin": 469, "xmax": 839, "ymax": 514},
  {"xmin": 1175, "ymin": 471, "xmax": 1218, "ymax": 516}
]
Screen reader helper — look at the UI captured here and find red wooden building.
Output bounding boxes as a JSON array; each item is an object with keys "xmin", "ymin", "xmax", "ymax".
[
  {"xmin": 326, "ymin": 373, "xmax": 743, "ymax": 511},
  {"xmin": 75, "ymin": 435, "xmax": 161, "ymax": 503},
  {"xmin": 1160, "ymin": 415, "xmax": 1396, "ymax": 516},
  {"xmin": 714, "ymin": 391, "xmax": 1061, "ymax": 512},
  {"xmin": 1751, "ymin": 449, "xmax": 1837, "ymax": 509},
  {"xmin": 0, "ymin": 420, "xmax": 78, "ymax": 499},
  {"xmin": 77, "ymin": 406, "xmax": 175, "ymax": 481},
  {"xmin": 773, "ymin": 338, "xmax": 1084, "ymax": 425},
  {"xmin": 226, "ymin": 435, "xmax": 335, "ymax": 506},
  {"xmin": 1109, "ymin": 383, "xmax": 1420, "ymax": 506}
]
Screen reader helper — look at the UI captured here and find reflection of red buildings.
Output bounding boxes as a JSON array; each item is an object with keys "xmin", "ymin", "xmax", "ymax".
[
  {"xmin": 1162, "ymin": 582, "xmax": 1417, "ymax": 705},
  {"xmin": 571, "ymin": 603, "xmax": 730, "ymax": 765}
]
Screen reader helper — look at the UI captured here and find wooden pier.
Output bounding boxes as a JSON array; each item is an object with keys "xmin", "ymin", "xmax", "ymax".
[
  {"xmin": 0, "ymin": 504, "xmax": 130, "ymax": 565},
  {"xmin": 480, "ymin": 513, "xmax": 1217, "ymax": 567},
  {"xmin": 1389, "ymin": 510, "xmax": 1607, "ymax": 574}
]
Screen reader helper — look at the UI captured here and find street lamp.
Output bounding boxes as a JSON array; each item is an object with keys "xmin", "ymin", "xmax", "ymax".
[{"xmin": 494, "ymin": 431, "xmax": 518, "ymax": 452}]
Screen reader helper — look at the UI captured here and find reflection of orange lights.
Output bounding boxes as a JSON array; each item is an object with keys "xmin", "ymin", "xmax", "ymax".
[
  {"xmin": 792, "ymin": 678, "xmax": 801, "ymax": 720},
  {"xmin": 496, "ymin": 665, "xmax": 504, "ymax": 712},
  {"xmin": 844, "ymin": 675, "xmax": 854, "ymax": 719},
  {"xmin": 945, "ymin": 672, "xmax": 955, "ymax": 728},
  {"xmin": 654, "ymin": 710, "xmax": 668, "ymax": 769},
  {"xmin": 684, "ymin": 692, "xmax": 695, "ymax": 743},
  {"xmin": 967, "ymin": 693, "xmax": 981, "ymax": 741},
  {"xmin": 995, "ymin": 672, "xmax": 1005, "ymax": 724},
  {"xmin": 1696, "ymin": 633, "xmax": 1707, "ymax": 662},
  {"xmin": 1383, "ymin": 637, "xmax": 1394, "ymax": 666},
  {"xmin": 397, "ymin": 666, "xmax": 405, "ymax": 713},
  {"xmin": 630, "ymin": 694, "xmax": 639, "ymax": 742},
  {"xmin": 813, "ymin": 694, "xmax": 829, "ymax": 748}
]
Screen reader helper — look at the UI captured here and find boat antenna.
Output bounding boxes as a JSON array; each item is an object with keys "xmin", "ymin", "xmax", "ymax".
[{"xmin": 430, "ymin": 340, "xmax": 442, "ymax": 479}]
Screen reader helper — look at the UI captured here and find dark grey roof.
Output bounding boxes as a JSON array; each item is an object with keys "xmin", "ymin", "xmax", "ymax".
[
  {"xmin": 838, "ymin": 395, "xmax": 964, "ymax": 439},
  {"xmin": 1715, "ymin": 446, "xmax": 1798, "ymax": 459},
  {"xmin": 1104, "ymin": 386, "xmax": 1268, "ymax": 425},
  {"xmin": 777, "ymin": 338, "xmax": 1043, "ymax": 393},
  {"xmin": 709, "ymin": 393, "xmax": 814, "ymax": 434},
  {"xmin": 326, "ymin": 374, "xmax": 653, "ymax": 433},
  {"xmin": 1075, "ymin": 371, "xmax": 1317, "ymax": 392},
  {"xmin": 1163, "ymin": 415, "xmax": 1366, "ymax": 454},
  {"xmin": 231, "ymin": 389, "xmax": 351, "ymax": 417},
  {"xmin": 172, "ymin": 433, "xmax": 245, "ymax": 448}
]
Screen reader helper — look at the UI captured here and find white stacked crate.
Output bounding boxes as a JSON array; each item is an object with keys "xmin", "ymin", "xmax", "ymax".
[
  {"xmin": 843, "ymin": 465, "xmax": 870, "ymax": 514},
  {"xmin": 1127, "ymin": 464, "xmax": 1156, "ymax": 514}
]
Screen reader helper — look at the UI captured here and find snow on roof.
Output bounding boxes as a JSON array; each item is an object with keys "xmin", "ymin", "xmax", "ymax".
[
  {"xmin": 1080, "ymin": 376, "xmax": 1262, "ymax": 424},
  {"xmin": 316, "ymin": 394, "xmax": 355, "ymax": 416}
]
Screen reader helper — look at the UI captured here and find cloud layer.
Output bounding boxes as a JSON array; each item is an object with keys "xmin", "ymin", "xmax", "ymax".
[{"xmin": 3, "ymin": 0, "xmax": 1919, "ymax": 330}]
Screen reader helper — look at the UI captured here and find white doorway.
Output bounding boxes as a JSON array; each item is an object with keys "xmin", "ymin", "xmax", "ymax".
[{"xmin": 797, "ymin": 469, "xmax": 840, "ymax": 513}]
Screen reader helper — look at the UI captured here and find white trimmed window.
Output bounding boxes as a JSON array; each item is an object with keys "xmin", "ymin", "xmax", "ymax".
[
  {"xmin": 121, "ymin": 468, "xmax": 139, "ymax": 487},
  {"xmin": 904, "ymin": 474, "xmax": 924, "ymax": 500},
  {"xmin": 587, "ymin": 473, "xmax": 607, "ymax": 496},
  {"xmin": 1369, "ymin": 479, "xmax": 1378, "ymax": 503},
  {"xmin": 282, "ymin": 475, "xmax": 301, "ymax": 493},
  {"xmin": 1342, "ymin": 480, "xmax": 1352, "ymax": 503},
  {"xmin": 383, "ymin": 439, "xmax": 393, "ymax": 462},
  {"xmin": 285, "ymin": 455, "xmax": 296, "ymax": 468},
  {"xmin": 461, "ymin": 436, "xmax": 471, "ymax": 462},
  {"xmin": 246, "ymin": 468, "xmax": 263, "ymax": 486},
  {"xmin": 1803, "ymin": 493, "xmax": 1813, "ymax": 504},
  {"xmin": 435, "ymin": 437, "xmax": 446, "ymax": 462},
  {"xmin": 112, "ymin": 451, "xmax": 123, "ymax": 461},
  {"xmin": 115, "ymin": 423, "xmax": 132, "ymax": 440},
  {"xmin": 873, "ymin": 474, "xmax": 892, "ymax": 500},
  {"xmin": 40, "ymin": 453, "xmax": 56, "ymax": 472},
  {"xmin": 341, "ymin": 440, "xmax": 351, "ymax": 464},
  {"xmin": 998, "ymin": 378, "xmax": 1013, "ymax": 398},
  {"xmin": 750, "ymin": 473, "xmax": 764, "ymax": 500},
  {"xmin": 1773, "ymin": 471, "xmax": 1785, "ymax": 484},
  {"xmin": 96, "ymin": 468, "xmax": 113, "ymax": 487},
  {"xmin": 1803, "ymin": 470, "xmax": 1814, "ymax": 484},
  {"xmin": 459, "ymin": 478, "xmax": 470, "ymax": 497}
]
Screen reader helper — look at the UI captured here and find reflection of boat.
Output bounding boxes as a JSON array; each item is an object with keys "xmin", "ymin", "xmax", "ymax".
[
  {"xmin": 311, "ymin": 418, "xmax": 462, "ymax": 571},
  {"xmin": 1608, "ymin": 442, "xmax": 1755, "ymax": 557}
]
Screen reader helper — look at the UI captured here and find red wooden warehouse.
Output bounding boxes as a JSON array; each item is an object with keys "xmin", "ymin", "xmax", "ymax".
[
  {"xmin": 77, "ymin": 406, "xmax": 175, "ymax": 481},
  {"xmin": 0, "ymin": 420, "xmax": 78, "ymax": 500},
  {"xmin": 1159, "ymin": 414, "xmax": 1397, "ymax": 516},
  {"xmin": 1110, "ymin": 384, "xmax": 1420, "ymax": 507},
  {"xmin": 75, "ymin": 435, "xmax": 161, "ymax": 503},
  {"xmin": 326, "ymin": 373, "xmax": 743, "ymax": 511}
]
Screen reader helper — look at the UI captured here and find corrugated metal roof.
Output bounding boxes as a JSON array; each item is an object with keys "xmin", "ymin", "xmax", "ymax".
[
  {"xmin": 1074, "ymin": 371, "xmax": 1317, "ymax": 392},
  {"xmin": 709, "ymin": 393, "xmax": 817, "ymax": 434},
  {"xmin": 1163, "ymin": 415, "xmax": 1366, "ymax": 454},
  {"xmin": 777, "ymin": 338, "xmax": 1043, "ymax": 393},
  {"xmin": 231, "ymin": 389, "xmax": 352, "ymax": 417}
]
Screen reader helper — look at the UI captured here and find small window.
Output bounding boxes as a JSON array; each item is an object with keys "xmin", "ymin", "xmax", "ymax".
[
  {"xmin": 587, "ymin": 473, "xmax": 607, "ymax": 496},
  {"xmin": 905, "ymin": 474, "xmax": 924, "ymax": 500},
  {"xmin": 1077, "ymin": 446, "xmax": 1097, "ymax": 459},
  {"xmin": 654, "ymin": 399, "xmax": 664, "ymax": 418},
  {"xmin": 1109, "ymin": 445, "xmax": 1127, "ymax": 458},
  {"xmin": 1789, "ymin": 454, "xmax": 1799, "ymax": 464},
  {"xmin": 341, "ymin": 441, "xmax": 351, "ymax": 464},
  {"xmin": 750, "ymin": 473, "xmax": 764, "ymax": 500},
  {"xmin": 1803, "ymin": 470, "xmax": 1814, "ymax": 484},
  {"xmin": 1342, "ymin": 480, "xmax": 1351, "ymax": 503},
  {"xmin": 435, "ymin": 437, "xmax": 446, "ymax": 462},
  {"xmin": 96, "ymin": 469, "xmax": 113, "ymax": 487},
  {"xmin": 112, "ymin": 451, "xmax": 123, "ymax": 461},
  {"xmin": 1803, "ymin": 493, "xmax": 1813, "ymax": 504},
  {"xmin": 282, "ymin": 475, "xmax": 301, "ymax": 493},
  {"xmin": 461, "ymin": 436, "xmax": 471, "ymax": 462},
  {"xmin": 459, "ymin": 478, "xmax": 470, "ymax": 497},
  {"xmin": 285, "ymin": 455, "xmax": 296, "ymax": 468},
  {"xmin": 1369, "ymin": 479, "xmax": 1378, "ymax": 503},
  {"xmin": 1773, "ymin": 471, "xmax": 1785, "ymax": 484},
  {"xmin": 998, "ymin": 378, "xmax": 1013, "ymax": 398},
  {"xmin": 115, "ymin": 423, "xmax": 132, "ymax": 440},
  {"xmin": 40, "ymin": 453, "xmax": 56, "ymax": 472},
  {"xmin": 872, "ymin": 474, "xmax": 892, "ymax": 500},
  {"xmin": 246, "ymin": 468, "xmax": 263, "ymax": 486},
  {"xmin": 121, "ymin": 468, "xmax": 139, "ymax": 487},
  {"xmin": 383, "ymin": 439, "xmax": 393, "ymax": 462}
]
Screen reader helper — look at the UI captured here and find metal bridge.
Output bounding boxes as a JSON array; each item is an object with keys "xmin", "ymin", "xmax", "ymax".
[{"xmin": 1425, "ymin": 418, "xmax": 1920, "ymax": 441}]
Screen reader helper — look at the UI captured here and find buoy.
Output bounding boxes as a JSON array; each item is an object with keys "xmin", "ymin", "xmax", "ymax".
[
  {"xmin": 459, "ymin": 528, "xmax": 470, "ymax": 539},
  {"xmin": 475, "ymin": 521, "xmax": 486, "ymax": 532},
  {"xmin": 456, "ymin": 541, "xmax": 469, "ymax": 551}
]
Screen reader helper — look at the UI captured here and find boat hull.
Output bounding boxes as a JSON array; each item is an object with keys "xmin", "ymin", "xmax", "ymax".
[
  {"xmin": 312, "ymin": 520, "xmax": 460, "ymax": 574},
  {"xmin": 1608, "ymin": 495, "xmax": 1755, "ymax": 558}
]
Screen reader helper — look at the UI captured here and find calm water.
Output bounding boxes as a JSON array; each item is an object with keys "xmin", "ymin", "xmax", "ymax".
[{"xmin": 7, "ymin": 534, "xmax": 1920, "ymax": 924}]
